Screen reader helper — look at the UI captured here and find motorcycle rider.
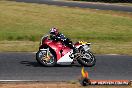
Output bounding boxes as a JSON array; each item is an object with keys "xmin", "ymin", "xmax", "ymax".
[{"xmin": 49, "ymin": 27, "xmax": 78, "ymax": 54}]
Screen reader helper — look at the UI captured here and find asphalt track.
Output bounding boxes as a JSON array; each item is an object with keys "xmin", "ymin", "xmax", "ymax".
[
  {"xmin": 0, "ymin": 52, "xmax": 132, "ymax": 81},
  {"xmin": 14, "ymin": 0, "xmax": 132, "ymax": 12}
]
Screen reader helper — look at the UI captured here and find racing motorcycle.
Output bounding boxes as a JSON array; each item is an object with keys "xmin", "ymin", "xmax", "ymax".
[{"xmin": 36, "ymin": 35, "xmax": 96, "ymax": 67}]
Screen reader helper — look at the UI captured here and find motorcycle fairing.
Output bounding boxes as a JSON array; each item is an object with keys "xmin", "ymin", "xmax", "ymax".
[
  {"xmin": 57, "ymin": 50, "xmax": 73, "ymax": 65},
  {"xmin": 41, "ymin": 38, "xmax": 71, "ymax": 61}
]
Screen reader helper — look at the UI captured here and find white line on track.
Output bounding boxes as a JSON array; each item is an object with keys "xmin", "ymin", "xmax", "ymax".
[{"xmin": 0, "ymin": 80, "xmax": 40, "ymax": 82}]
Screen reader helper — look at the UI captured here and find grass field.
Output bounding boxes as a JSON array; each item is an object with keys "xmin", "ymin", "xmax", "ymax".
[{"xmin": 0, "ymin": 1, "xmax": 132, "ymax": 55}]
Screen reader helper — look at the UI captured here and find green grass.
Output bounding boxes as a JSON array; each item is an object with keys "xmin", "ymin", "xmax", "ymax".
[
  {"xmin": 0, "ymin": 1, "xmax": 132, "ymax": 55},
  {"xmin": 0, "ymin": 41, "xmax": 39, "ymax": 52}
]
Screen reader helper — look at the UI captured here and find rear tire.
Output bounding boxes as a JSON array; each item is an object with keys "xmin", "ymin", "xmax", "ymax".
[
  {"xmin": 36, "ymin": 48, "xmax": 57, "ymax": 67},
  {"xmin": 78, "ymin": 51, "xmax": 96, "ymax": 67}
]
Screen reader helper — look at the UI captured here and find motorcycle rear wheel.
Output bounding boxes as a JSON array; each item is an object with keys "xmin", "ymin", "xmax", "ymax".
[
  {"xmin": 77, "ymin": 51, "xmax": 96, "ymax": 67},
  {"xmin": 36, "ymin": 48, "xmax": 57, "ymax": 67}
]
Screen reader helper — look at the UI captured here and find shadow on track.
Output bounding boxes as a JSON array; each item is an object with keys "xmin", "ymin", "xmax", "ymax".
[
  {"xmin": 20, "ymin": 61, "xmax": 41, "ymax": 67},
  {"xmin": 20, "ymin": 61, "xmax": 82, "ymax": 67}
]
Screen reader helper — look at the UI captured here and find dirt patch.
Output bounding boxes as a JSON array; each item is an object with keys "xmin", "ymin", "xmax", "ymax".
[
  {"xmin": 0, "ymin": 82, "xmax": 80, "ymax": 88},
  {"xmin": 0, "ymin": 82, "xmax": 131, "ymax": 88}
]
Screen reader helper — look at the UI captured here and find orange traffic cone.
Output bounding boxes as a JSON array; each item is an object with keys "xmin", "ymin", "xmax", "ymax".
[{"xmin": 80, "ymin": 67, "xmax": 91, "ymax": 86}]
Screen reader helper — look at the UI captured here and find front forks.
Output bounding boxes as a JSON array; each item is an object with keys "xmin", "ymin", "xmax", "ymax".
[{"xmin": 40, "ymin": 48, "xmax": 50, "ymax": 61}]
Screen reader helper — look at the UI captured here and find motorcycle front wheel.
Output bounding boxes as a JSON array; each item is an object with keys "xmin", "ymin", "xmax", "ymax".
[
  {"xmin": 77, "ymin": 51, "xmax": 96, "ymax": 67},
  {"xmin": 36, "ymin": 48, "xmax": 57, "ymax": 67}
]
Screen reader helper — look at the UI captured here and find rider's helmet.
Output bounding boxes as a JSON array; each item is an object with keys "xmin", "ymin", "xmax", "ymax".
[{"xmin": 49, "ymin": 27, "xmax": 59, "ymax": 35}]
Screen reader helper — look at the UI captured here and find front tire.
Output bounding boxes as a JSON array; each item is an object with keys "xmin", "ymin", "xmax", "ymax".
[
  {"xmin": 78, "ymin": 51, "xmax": 96, "ymax": 67},
  {"xmin": 36, "ymin": 48, "xmax": 57, "ymax": 67}
]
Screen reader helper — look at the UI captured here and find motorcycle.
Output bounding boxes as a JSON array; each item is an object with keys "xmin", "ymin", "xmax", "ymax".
[{"xmin": 36, "ymin": 35, "xmax": 96, "ymax": 67}]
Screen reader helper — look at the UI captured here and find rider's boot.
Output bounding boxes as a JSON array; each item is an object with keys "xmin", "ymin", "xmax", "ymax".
[
  {"xmin": 73, "ymin": 47, "xmax": 81, "ymax": 58},
  {"xmin": 73, "ymin": 47, "xmax": 79, "ymax": 54}
]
